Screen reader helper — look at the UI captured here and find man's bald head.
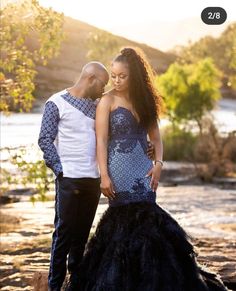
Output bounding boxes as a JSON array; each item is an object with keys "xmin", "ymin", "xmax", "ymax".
[
  {"xmin": 81, "ymin": 62, "xmax": 109, "ymax": 80},
  {"xmin": 73, "ymin": 62, "xmax": 109, "ymax": 100}
]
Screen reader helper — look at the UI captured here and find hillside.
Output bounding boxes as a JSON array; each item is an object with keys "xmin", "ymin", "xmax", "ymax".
[
  {"xmin": 109, "ymin": 17, "xmax": 232, "ymax": 52},
  {"xmin": 33, "ymin": 16, "xmax": 176, "ymax": 103}
]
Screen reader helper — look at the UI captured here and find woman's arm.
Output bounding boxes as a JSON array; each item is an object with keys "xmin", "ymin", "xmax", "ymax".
[
  {"xmin": 96, "ymin": 96, "xmax": 115, "ymax": 199},
  {"xmin": 146, "ymin": 121, "xmax": 163, "ymax": 191},
  {"xmin": 148, "ymin": 121, "xmax": 163, "ymax": 162}
]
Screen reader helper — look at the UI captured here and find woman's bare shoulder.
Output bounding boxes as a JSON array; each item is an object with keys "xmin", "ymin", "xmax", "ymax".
[
  {"xmin": 98, "ymin": 90, "xmax": 116, "ymax": 107},
  {"xmin": 102, "ymin": 89, "xmax": 116, "ymax": 99}
]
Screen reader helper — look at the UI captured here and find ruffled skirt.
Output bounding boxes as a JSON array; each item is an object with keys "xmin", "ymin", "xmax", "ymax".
[{"xmin": 77, "ymin": 202, "xmax": 227, "ymax": 291}]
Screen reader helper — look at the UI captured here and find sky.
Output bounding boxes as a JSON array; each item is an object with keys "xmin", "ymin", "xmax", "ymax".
[
  {"xmin": 38, "ymin": 0, "xmax": 236, "ymax": 25},
  {"xmin": 3, "ymin": 0, "xmax": 236, "ymax": 50},
  {"xmin": 37, "ymin": 0, "xmax": 236, "ymax": 51}
]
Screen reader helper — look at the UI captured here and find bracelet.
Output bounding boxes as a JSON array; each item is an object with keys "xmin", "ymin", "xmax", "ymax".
[{"xmin": 154, "ymin": 160, "xmax": 164, "ymax": 167}]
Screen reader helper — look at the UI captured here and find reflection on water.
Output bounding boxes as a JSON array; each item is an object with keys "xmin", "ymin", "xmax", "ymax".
[
  {"xmin": 1, "ymin": 113, "xmax": 43, "ymax": 148},
  {"xmin": 212, "ymin": 98, "xmax": 236, "ymax": 133},
  {"xmin": 0, "ymin": 98, "xmax": 236, "ymax": 148}
]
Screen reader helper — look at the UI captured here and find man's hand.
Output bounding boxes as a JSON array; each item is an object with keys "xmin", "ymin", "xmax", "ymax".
[
  {"xmin": 147, "ymin": 141, "xmax": 155, "ymax": 160},
  {"xmin": 57, "ymin": 172, "xmax": 63, "ymax": 180}
]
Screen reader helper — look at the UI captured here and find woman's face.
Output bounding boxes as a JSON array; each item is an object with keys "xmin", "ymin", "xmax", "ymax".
[{"xmin": 110, "ymin": 61, "xmax": 129, "ymax": 92}]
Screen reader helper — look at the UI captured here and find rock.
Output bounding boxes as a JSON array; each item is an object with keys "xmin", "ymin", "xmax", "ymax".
[
  {"xmin": 31, "ymin": 272, "xmax": 48, "ymax": 291},
  {"xmin": 4, "ymin": 188, "xmax": 38, "ymax": 196},
  {"xmin": 160, "ymin": 162, "xmax": 200, "ymax": 185},
  {"xmin": 0, "ymin": 188, "xmax": 38, "ymax": 205},
  {"xmin": 0, "ymin": 196, "xmax": 20, "ymax": 204},
  {"xmin": 194, "ymin": 237, "xmax": 236, "ymax": 290},
  {"xmin": 31, "ymin": 271, "xmax": 69, "ymax": 291},
  {"xmin": 212, "ymin": 177, "xmax": 236, "ymax": 190},
  {"xmin": 1, "ymin": 184, "xmax": 235, "ymax": 290}
]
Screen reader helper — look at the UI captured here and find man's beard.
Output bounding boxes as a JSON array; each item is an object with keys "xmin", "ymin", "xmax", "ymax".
[
  {"xmin": 89, "ymin": 88, "xmax": 101, "ymax": 100},
  {"xmin": 90, "ymin": 93, "xmax": 99, "ymax": 101}
]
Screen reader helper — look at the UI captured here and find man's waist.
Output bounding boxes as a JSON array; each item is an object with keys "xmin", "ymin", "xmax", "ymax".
[
  {"xmin": 61, "ymin": 162, "xmax": 99, "ymax": 178},
  {"xmin": 61, "ymin": 159, "xmax": 97, "ymax": 165}
]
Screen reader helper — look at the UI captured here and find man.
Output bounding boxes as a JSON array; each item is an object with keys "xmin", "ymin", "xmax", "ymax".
[{"xmin": 38, "ymin": 62, "xmax": 109, "ymax": 291}]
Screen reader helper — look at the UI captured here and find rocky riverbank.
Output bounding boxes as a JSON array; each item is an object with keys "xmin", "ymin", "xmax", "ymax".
[{"xmin": 1, "ymin": 181, "xmax": 236, "ymax": 290}]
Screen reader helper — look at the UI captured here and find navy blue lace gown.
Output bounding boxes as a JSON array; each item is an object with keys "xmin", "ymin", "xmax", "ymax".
[{"xmin": 77, "ymin": 107, "xmax": 227, "ymax": 291}]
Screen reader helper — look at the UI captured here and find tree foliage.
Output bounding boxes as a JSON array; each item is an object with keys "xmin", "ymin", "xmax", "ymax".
[
  {"xmin": 0, "ymin": 0, "xmax": 64, "ymax": 112},
  {"xmin": 87, "ymin": 31, "xmax": 120, "ymax": 66},
  {"xmin": 10, "ymin": 147, "xmax": 54, "ymax": 201},
  {"xmin": 0, "ymin": 146, "xmax": 54, "ymax": 201},
  {"xmin": 157, "ymin": 58, "xmax": 222, "ymax": 131},
  {"xmin": 175, "ymin": 22, "xmax": 236, "ymax": 89}
]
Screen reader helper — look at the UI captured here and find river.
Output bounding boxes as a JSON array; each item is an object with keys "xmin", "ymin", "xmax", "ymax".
[
  {"xmin": 0, "ymin": 98, "xmax": 236, "ymax": 149},
  {"xmin": 1, "ymin": 99, "xmax": 235, "ymax": 290}
]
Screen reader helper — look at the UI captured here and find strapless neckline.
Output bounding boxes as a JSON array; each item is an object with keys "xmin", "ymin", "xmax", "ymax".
[{"xmin": 111, "ymin": 106, "xmax": 140, "ymax": 124}]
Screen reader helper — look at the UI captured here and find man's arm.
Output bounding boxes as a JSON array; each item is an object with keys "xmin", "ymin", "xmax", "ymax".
[{"xmin": 38, "ymin": 101, "xmax": 63, "ymax": 177}]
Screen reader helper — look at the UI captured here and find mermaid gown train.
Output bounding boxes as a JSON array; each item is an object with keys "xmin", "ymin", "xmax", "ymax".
[{"xmin": 77, "ymin": 107, "xmax": 227, "ymax": 291}]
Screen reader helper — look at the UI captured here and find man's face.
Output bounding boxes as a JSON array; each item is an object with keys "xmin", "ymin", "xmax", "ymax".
[{"xmin": 89, "ymin": 73, "xmax": 109, "ymax": 100}]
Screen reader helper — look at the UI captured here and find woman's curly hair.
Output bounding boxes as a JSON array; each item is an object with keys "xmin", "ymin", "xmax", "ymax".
[{"xmin": 113, "ymin": 47, "xmax": 162, "ymax": 129}]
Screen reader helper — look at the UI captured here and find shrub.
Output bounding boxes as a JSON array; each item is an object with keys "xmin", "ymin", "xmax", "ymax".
[{"xmin": 162, "ymin": 125, "xmax": 197, "ymax": 161}]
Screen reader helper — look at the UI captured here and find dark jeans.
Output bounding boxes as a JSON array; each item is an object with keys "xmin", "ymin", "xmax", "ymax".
[{"xmin": 48, "ymin": 177, "xmax": 101, "ymax": 290}]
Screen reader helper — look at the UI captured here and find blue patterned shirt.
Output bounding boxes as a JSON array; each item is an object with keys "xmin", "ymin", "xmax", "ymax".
[
  {"xmin": 38, "ymin": 101, "xmax": 62, "ymax": 177},
  {"xmin": 38, "ymin": 91, "xmax": 99, "ymax": 177}
]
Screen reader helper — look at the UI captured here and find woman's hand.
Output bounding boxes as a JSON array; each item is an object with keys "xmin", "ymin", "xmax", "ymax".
[
  {"xmin": 146, "ymin": 164, "xmax": 162, "ymax": 192},
  {"xmin": 100, "ymin": 175, "xmax": 116, "ymax": 199}
]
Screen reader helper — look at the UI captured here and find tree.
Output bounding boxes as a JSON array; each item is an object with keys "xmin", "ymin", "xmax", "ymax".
[
  {"xmin": 0, "ymin": 0, "xmax": 64, "ymax": 112},
  {"xmin": 87, "ymin": 31, "xmax": 120, "ymax": 66},
  {"xmin": 175, "ymin": 22, "xmax": 236, "ymax": 90},
  {"xmin": 157, "ymin": 58, "xmax": 222, "ymax": 132},
  {"xmin": 220, "ymin": 23, "xmax": 236, "ymax": 89}
]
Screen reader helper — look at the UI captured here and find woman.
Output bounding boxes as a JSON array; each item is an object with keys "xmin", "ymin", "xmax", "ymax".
[{"xmin": 76, "ymin": 47, "xmax": 227, "ymax": 290}]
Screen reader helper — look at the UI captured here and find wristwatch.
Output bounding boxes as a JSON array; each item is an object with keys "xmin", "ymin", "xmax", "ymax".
[{"xmin": 154, "ymin": 160, "xmax": 164, "ymax": 166}]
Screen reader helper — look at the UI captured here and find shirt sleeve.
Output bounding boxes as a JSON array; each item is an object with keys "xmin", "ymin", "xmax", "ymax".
[{"xmin": 38, "ymin": 101, "xmax": 63, "ymax": 177}]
